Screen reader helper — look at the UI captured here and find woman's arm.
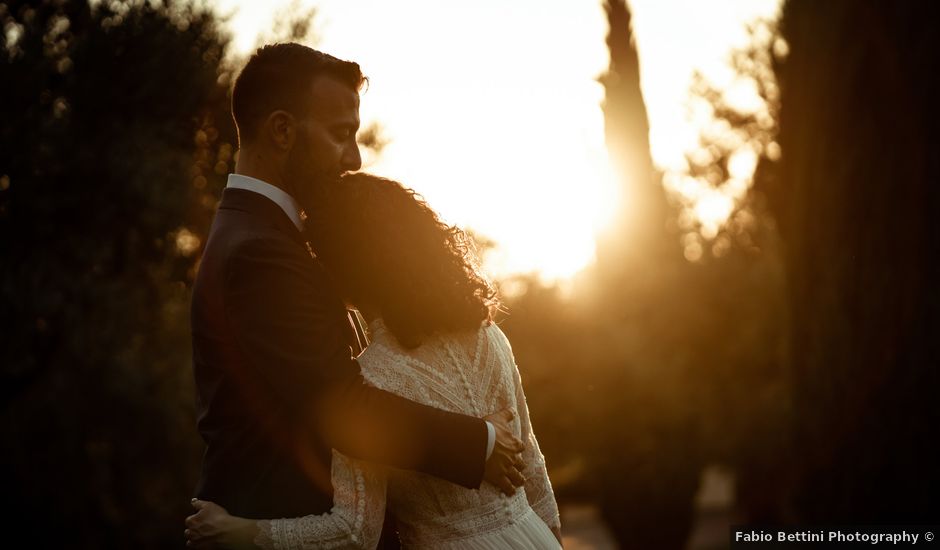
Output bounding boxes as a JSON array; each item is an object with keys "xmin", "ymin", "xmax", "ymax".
[
  {"xmin": 513, "ymin": 366, "xmax": 561, "ymax": 533},
  {"xmin": 185, "ymin": 451, "xmax": 387, "ymax": 550},
  {"xmin": 495, "ymin": 326, "xmax": 561, "ymax": 534}
]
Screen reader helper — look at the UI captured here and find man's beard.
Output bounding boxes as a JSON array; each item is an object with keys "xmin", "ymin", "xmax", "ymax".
[{"xmin": 283, "ymin": 132, "xmax": 335, "ymax": 217}]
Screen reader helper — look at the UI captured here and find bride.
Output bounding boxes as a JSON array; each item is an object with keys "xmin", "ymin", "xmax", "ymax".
[{"xmin": 184, "ymin": 173, "xmax": 561, "ymax": 549}]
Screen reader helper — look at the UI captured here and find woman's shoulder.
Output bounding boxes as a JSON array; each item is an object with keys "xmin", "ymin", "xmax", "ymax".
[{"xmin": 481, "ymin": 320, "xmax": 512, "ymax": 352}]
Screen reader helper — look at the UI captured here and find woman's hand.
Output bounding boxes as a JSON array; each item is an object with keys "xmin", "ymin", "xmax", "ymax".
[{"xmin": 184, "ymin": 499, "xmax": 259, "ymax": 549}]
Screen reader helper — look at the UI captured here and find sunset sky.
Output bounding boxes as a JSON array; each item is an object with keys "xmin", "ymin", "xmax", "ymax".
[{"xmin": 214, "ymin": 0, "xmax": 781, "ymax": 281}]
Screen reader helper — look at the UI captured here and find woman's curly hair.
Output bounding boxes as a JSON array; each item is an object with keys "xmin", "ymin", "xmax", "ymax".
[{"xmin": 306, "ymin": 173, "xmax": 499, "ymax": 349}]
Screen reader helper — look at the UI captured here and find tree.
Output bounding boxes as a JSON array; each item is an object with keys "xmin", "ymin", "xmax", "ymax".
[
  {"xmin": 674, "ymin": 20, "xmax": 794, "ymax": 523},
  {"xmin": 582, "ymin": 3, "xmax": 793, "ymax": 545},
  {"xmin": 765, "ymin": 0, "xmax": 940, "ymax": 521},
  {"xmin": 596, "ymin": 0, "xmax": 673, "ymax": 279},
  {"xmin": 0, "ymin": 1, "xmax": 235, "ymax": 546},
  {"xmin": 580, "ymin": 3, "xmax": 707, "ymax": 547}
]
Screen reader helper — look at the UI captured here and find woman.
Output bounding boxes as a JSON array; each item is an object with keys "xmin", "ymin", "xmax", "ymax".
[{"xmin": 185, "ymin": 173, "xmax": 561, "ymax": 549}]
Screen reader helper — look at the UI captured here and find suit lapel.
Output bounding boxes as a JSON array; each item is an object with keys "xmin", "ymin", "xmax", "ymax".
[{"xmin": 219, "ymin": 187, "xmax": 363, "ymax": 352}]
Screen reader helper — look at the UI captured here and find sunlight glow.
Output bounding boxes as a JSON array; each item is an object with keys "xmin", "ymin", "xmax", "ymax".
[
  {"xmin": 694, "ymin": 192, "xmax": 735, "ymax": 240},
  {"xmin": 175, "ymin": 228, "xmax": 201, "ymax": 256},
  {"xmin": 215, "ymin": 0, "xmax": 781, "ymax": 281},
  {"xmin": 728, "ymin": 148, "xmax": 758, "ymax": 181}
]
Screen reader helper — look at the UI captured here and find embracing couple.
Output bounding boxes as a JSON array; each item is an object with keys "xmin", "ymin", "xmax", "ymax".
[{"xmin": 185, "ymin": 43, "xmax": 561, "ymax": 549}]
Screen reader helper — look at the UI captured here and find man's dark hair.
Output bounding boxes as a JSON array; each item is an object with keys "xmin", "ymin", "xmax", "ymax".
[{"xmin": 231, "ymin": 43, "xmax": 366, "ymax": 145}]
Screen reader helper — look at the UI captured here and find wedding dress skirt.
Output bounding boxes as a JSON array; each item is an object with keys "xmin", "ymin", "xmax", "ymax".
[
  {"xmin": 458, "ymin": 507, "xmax": 559, "ymax": 550},
  {"xmin": 405, "ymin": 499, "xmax": 560, "ymax": 550}
]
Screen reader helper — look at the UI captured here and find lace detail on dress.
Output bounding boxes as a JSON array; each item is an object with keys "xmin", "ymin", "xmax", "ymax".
[
  {"xmin": 253, "ymin": 450, "xmax": 387, "ymax": 550},
  {"xmin": 360, "ymin": 321, "xmax": 560, "ymax": 545}
]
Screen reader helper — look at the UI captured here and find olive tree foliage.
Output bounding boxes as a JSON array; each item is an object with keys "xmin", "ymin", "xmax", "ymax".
[{"xmin": 0, "ymin": 0, "xmax": 340, "ymax": 546}]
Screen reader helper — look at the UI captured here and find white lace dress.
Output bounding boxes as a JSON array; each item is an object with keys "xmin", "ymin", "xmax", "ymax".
[{"xmin": 254, "ymin": 320, "xmax": 561, "ymax": 550}]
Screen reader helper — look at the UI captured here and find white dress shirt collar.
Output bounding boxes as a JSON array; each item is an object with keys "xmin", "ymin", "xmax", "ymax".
[{"xmin": 226, "ymin": 174, "xmax": 304, "ymax": 232}]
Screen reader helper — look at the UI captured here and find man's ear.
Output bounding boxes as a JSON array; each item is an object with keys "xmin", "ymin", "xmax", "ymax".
[{"xmin": 264, "ymin": 110, "xmax": 296, "ymax": 151}]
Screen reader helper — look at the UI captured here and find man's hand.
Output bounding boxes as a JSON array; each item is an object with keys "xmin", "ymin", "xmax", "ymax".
[
  {"xmin": 483, "ymin": 408, "xmax": 526, "ymax": 495},
  {"xmin": 185, "ymin": 499, "xmax": 257, "ymax": 549}
]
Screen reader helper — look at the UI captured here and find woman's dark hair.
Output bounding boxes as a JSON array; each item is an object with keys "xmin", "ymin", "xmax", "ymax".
[
  {"xmin": 306, "ymin": 173, "xmax": 499, "ymax": 348},
  {"xmin": 232, "ymin": 43, "xmax": 366, "ymax": 145}
]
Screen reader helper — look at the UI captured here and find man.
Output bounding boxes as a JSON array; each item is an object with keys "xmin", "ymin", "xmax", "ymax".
[{"xmin": 189, "ymin": 43, "xmax": 525, "ymax": 538}]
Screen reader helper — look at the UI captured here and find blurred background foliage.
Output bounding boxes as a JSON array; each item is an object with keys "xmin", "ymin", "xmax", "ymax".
[
  {"xmin": 1, "ymin": 0, "xmax": 937, "ymax": 548},
  {"xmin": 1, "ymin": 1, "xmax": 234, "ymax": 546}
]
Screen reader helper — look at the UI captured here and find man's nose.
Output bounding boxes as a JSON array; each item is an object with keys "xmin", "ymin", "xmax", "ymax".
[{"xmin": 341, "ymin": 143, "xmax": 362, "ymax": 172}]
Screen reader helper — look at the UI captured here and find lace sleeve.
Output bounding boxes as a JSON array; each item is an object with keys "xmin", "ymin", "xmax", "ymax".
[
  {"xmin": 254, "ymin": 450, "xmax": 387, "ymax": 550},
  {"xmin": 504, "ymin": 333, "xmax": 561, "ymax": 531}
]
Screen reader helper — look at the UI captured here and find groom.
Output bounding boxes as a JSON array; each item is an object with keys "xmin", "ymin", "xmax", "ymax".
[{"xmin": 190, "ymin": 43, "xmax": 525, "ymax": 533}]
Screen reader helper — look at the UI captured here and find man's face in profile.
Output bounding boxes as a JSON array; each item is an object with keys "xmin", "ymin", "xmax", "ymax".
[{"xmin": 286, "ymin": 74, "xmax": 362, "ymax": 211}]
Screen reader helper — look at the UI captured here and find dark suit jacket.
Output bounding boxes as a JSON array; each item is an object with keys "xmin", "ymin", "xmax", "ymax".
[{"xmin": 191, "ymin": 187, "xmax": 487, "ymax": 518}]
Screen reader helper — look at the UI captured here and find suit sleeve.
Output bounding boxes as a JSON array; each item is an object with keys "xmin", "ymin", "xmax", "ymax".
[{"xmin": 223, "ymin": 235, "xmax": 488, "ymax": 489}]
